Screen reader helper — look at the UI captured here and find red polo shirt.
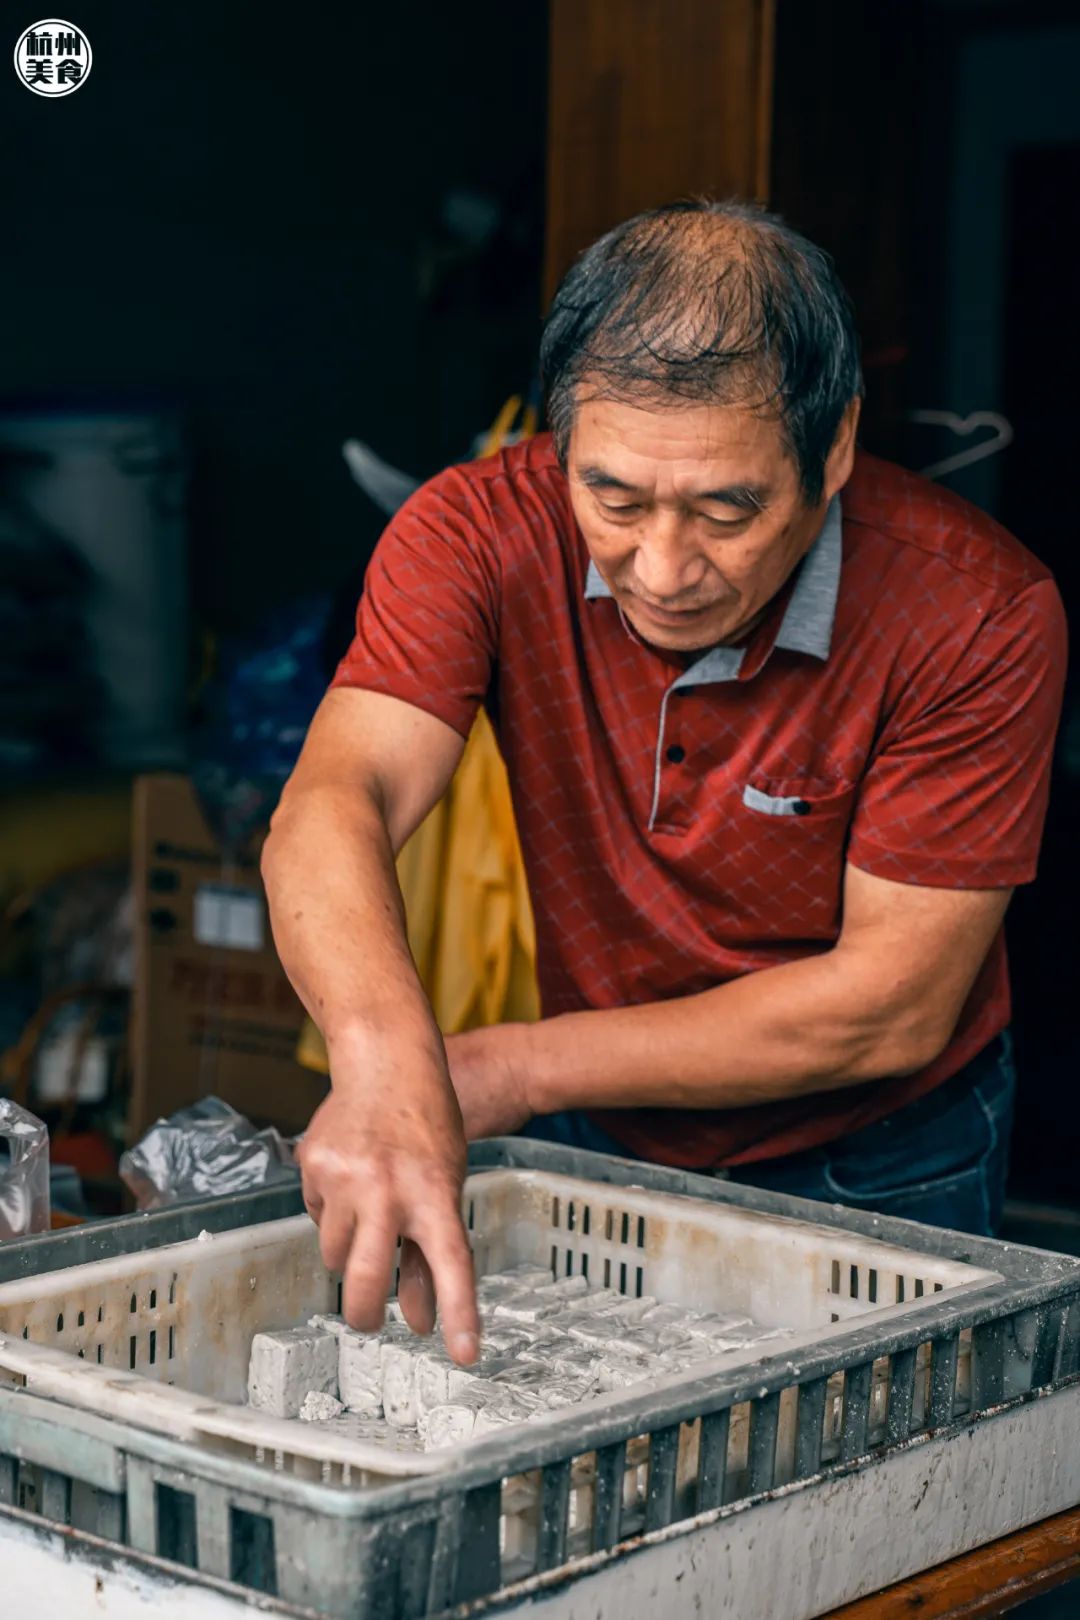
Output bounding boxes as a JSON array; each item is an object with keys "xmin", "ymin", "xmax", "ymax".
[{"xmin": 332, "ymin": 436, "xmax": 1066, "ymax": 1169}]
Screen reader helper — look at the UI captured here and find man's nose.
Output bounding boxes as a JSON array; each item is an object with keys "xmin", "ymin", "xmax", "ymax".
[{"xmin": 633, "ymin": 514, "xmax": 706, "ymax": 601}]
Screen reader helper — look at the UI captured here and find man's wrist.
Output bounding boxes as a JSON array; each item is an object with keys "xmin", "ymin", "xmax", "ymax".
[
  {"xmin": 513, "ymin": 1016, "xmax": 567, "ymax": 1118},
  {"xmin": 325, "ymin": 1004, "xmax": 446, "ymax": 1090}
]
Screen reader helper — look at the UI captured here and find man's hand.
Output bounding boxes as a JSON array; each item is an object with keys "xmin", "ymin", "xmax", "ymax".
[
  {"xmin": 444, "ymin": 1024, "xmax": 535, "ymax": 1140},
  {"xmin": 262, "ymin": 690, "xmax": 482, "ymax": 1365},
  {"xmin": 296, "ymin": 1026, "xmax": 481, "ymax": 1366}
]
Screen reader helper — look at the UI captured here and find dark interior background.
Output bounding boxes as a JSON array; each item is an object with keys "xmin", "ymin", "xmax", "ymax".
[
  {"xmin": 2, "ymin": 0, "xmax": 1076, "ymax": 1210},
  {"xmin": 769, "ymin": 0, "xmax": 1080, "ymax": 1208},
  {"xmin": 1, "ymin": 1, "xmax": 548, "ymax": 630}
]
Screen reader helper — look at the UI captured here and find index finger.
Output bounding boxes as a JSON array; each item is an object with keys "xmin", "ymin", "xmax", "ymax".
[{"xmin": 408, "ymin": 1197, "xmax": 480, "ymax": 1366}]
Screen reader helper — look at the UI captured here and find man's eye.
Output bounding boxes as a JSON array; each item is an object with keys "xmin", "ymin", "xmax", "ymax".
[
  {"xmin": 601, "ymin": 502, "xmax": 640, "ymax": 517},
  {"xmin": 702, "ymin": 512, "xmax": 751, "ymax": 530}
]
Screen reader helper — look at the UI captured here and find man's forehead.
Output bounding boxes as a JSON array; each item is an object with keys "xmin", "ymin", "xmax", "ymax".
[
  {"xmin": 569, "ymin": 403, "xmax": 790, "ymax": 505},
  {"xmin": 568, "ymin": 395, "xmax": 789, "ymax": 479}
]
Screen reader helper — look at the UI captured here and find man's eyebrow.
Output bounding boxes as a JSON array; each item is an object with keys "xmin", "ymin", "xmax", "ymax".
[
  {"xmin": 576, "ymin": 464, "xmax": 641, "ymax": 493},
  {"xmin": 696, "ymin": 483, "xmax": 769, "ymax": 512},
  {"xmin": 576, "ymin": 464, "xmax": 768, "ymax": 512}
]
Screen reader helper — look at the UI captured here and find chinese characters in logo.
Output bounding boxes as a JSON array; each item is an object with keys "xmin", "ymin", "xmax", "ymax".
[{"xmin": 14, "ymin": 19, "xmax": 92, "ymax": 97}]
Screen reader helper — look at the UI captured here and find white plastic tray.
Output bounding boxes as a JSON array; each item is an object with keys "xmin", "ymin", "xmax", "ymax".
[{"xmin": 0, "ymin": 1168, "xmax": 996, "ymax": 1486}]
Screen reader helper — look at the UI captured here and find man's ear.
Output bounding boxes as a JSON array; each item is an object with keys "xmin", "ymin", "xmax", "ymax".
[{"xmin": 823, "ymin": 397, "xmax": 862, "ymax": 501}]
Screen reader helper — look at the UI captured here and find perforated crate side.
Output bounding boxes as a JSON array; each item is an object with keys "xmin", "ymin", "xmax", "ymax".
[{"xmin": 1, "ymin": 1139, "xmax": 1079, "ymax": 1619}]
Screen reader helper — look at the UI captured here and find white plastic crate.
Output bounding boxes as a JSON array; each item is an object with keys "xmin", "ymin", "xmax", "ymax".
[
  {"xmin": 1, "ymin": 1148, "xmax": 1077, "ymax": 1620},
  {"xmin": 0, "ymin": 1167, "xmax": 995, "ymax": 1489}
]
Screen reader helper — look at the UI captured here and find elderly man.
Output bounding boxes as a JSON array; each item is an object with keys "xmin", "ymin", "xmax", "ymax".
[{"xmin": 263, "ymin": 201, "xmax": 1065, "ymax": 1366}]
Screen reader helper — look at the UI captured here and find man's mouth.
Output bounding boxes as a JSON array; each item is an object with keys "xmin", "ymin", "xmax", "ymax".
[{"xmin": 628, "ymin": 596, "xmax": 720, "ymax": 626}]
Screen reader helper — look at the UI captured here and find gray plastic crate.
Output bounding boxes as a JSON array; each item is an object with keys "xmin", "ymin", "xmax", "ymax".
[{"xmin": 0, "ymin": 1137, "xmax": 1078, "ymax": 1619}]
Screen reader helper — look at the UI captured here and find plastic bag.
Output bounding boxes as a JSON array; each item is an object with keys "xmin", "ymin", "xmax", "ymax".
[
  {"xmin": 119, "ymin": 1096, "xmax": 299, "ymax": 1210},
  {"xmin": 0, "ymin": 1100, "xmax": 51, "ymax": 1239}
]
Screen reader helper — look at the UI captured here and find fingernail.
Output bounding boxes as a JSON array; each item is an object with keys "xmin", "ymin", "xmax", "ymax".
[{"xmin": 451, "ymin": 1331, "xmax": 479, "ymax": 1364}]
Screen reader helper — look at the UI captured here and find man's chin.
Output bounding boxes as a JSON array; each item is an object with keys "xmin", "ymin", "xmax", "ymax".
[{"xmin": 623, "ymin": 601, "xmax": 736, "ymax": 652}]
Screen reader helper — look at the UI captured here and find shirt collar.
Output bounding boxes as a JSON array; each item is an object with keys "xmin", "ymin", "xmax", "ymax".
[
  {"xmin": 583, "ymin": 493, "xmax": 842, "ymax": 677},
  {"xmin": 774, "ymin": 494, "xmax": 842, "ymax": 661}
]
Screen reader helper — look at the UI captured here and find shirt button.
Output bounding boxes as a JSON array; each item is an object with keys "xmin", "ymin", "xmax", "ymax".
[
  {"xmin": 666, "ymin": 744, "xmax": 686, "ymax": 764},
  {"xmin": 793, "ymin": 799, "xmax": 812, "ymax": 816}
]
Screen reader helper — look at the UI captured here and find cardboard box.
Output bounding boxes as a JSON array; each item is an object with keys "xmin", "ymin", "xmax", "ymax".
[{"xmin": 129, "ymin": 773, "xmax": 328, "ymax": 1142}]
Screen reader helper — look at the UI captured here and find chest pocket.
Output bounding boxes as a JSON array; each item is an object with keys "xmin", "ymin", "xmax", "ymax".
[{"xmin": 738, "ymin": 774, "xmax": 859, "ymax": 941}]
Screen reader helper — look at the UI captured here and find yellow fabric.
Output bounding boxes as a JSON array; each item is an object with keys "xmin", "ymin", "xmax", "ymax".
[
  {"xmin": 296, "ymin": 710, "xmax": 539, "ymax": 1074},
  {"xmin": 480, "ymin": 394, "xmax": 538, "ymax": 458},
  {"xmin": 297, "ymin": 394, "xmax": 541, "ymax": 1076},
  {"xmin": 0, "ymin": 779, "xmax": 133, "ymax": 976}
]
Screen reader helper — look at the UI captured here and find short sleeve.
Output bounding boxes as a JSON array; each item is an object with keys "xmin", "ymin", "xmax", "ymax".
[
  {"xmin": 848, "ymin": 579, "xmax": 1067, "ymax": 887},
  {"xmin": 331, "ymin": 463, "xmax": 501, "ymax": 739}
]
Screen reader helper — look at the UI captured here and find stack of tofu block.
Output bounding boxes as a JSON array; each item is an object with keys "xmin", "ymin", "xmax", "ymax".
[{"xmin": 246, "ymin": 1262, "xmax": 794, "ymax": 1453}]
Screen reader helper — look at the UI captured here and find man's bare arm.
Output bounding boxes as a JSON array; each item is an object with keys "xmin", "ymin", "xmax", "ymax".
[
  {"xmin": 262, "ymin": 688, "xmax": 481, "ymax": 1362},
  {"xmin": 451, "ymin": 866, "xmax": 1010, "ymax": 1130}
]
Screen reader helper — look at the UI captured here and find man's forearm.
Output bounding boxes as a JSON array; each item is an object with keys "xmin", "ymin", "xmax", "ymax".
[
  {"xmin": 522, "ymin": 943, "xmax": 952, "ymax": 1115},
  {"xmin": 262, "ymin": 781, "xmax": 437, "ymax": 1067}
]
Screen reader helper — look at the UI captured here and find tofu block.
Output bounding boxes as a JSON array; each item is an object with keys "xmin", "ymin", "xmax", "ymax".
[
  {"xmin": 488, "ymin": 1263, "xmax": 554, "ymax": 1287},
  {"xmin": 553, "ymin": 1288, "xmax": 623, "ymax": 1315},
  {"xmin": 299, "ymin": 1390, "xmax": 345, "ymax": 1423},
  {"xmin": 381, "ymin": 1339, "xmax": 423, "ymax": 1427},
  {"xmin": 474, "ymin": 1394, "xmax": 539, "ymax": 1434},
  {"xmin": 308, "ymin": 1312, "xmax": 348, "ymax": 1339},
  {"xmin": 637, "ymin": 1306, "xmax": 755, "ymax": 1344},
  {"xmin": 337, "ymin": 1327, "xmax": 385, "ymax": 1416},
  {"xmin": 416, "ymin": 1385, "xmax": 508, "ymax": 1450},
  {"xmin": 594, "ymin": 1353, "xmax": 655, "ymax": 1391},
  {"xmin": 681, "ymin": 1312, "xmax": 754, "ymax": 1341},
  {"xmin": 676, "ymin": 1315, "xmax": 793, "ymax": 1354},
  {"xmin": 490, "ymin": 1364, "xmax": 592, "ymax": 1410},
  {"xmin": 491, "ymin": 1293, "xmax": 564, "ymax": 1324},
  {"xmin": 523, "ymin": 1341, "xmax": 606, "ymax": 1387},
  {"xmin": 476, "ymin": 1277, "xmax": 533, "ymax": 1307},
  {"xmin": 475, "ymin": 1285, "xmax": 519, "ymax": 1311},
  {"xmin": 420, "ymin": 1397, "xmax": 482, "ymax": 1450},
  {"xmin": 602, "ymin": 1324, "xmax": 671, "ymax": 1358},
  {"xmin": 414, "ymin": 1346, "xmax": 455, "ymax": 1414},
  {"xmin": 554, "ymin": 1291, "xmax": 656, "ymax": 1325},
  {"xmin": 533, "ymin": 1275, "xmax": 590, "ymax": 1301},
  {"xmin": 637, "ymin": 1305, "xmax": 711, "ymax": 1346},
  {"xmin": 247, "ymin": 1328, "xmax": 338, "ymax": 1418},
  {"xmin": 419, "ymin": 1379, "xmax": 548, "ymax": 1452},
  {"xmin": 515, "ymin": 1330, "xmax": 575, "ymax": 1367},
  {"xmin": 536, "ymin": 1379, "xmax": 594, "ymax": 1411},
  {"xmin": 489, "ymin": 1363, "xmax": 558, "ymax": 1398},
  {"xmin": 697, "ymin": 1321, "xmax": 792, "ymax": 1351},
  {"xmin": 413, "ymin": 1340, "xmax": 524, "ymax": 1412},
  {"xmin": 657, "ymin": 1322, "xmax": 794, "ymax": 1368},
  {"xmin": 566, "ymin": 1313, "xmax": 629, "ymax": 1348},
  {"xmin": 482, "ymin": 1328, "xmax": 557, "ymax": 1354},
  {"xmin": 662, "ymin": 1337, "xmax": 724, "ymax": 1367},
  {"xmin": 414, "ymin": 1344, "xmax": 502, "ymax": 1412},
  {"xmin": 639, "ymin": 1303, "xmax": 689, "ymax": 1329},
  {"xmin": 599, "ymin": 1294, "xmax": 657, "ymax": 1321}
]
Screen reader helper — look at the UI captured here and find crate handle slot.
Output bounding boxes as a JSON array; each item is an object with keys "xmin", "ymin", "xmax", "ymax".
[
  {"xmin": 230, "ymin": 1506, "xmax": 278, "ymax": 1596},
  {"xmin": 156, "ymin": 1482, "xmax": 198, "ymax": 1569}
]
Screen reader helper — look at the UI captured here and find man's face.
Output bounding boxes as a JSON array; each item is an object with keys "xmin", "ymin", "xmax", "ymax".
[{"xmin": 567, "ymin": 394, "xmax": 849, "ymax": 653}]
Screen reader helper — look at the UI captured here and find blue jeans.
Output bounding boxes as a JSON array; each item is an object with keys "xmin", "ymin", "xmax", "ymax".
[{"xmin": 520, "ymin": 1032, "xmax": 1016, "ymax": 1237}]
